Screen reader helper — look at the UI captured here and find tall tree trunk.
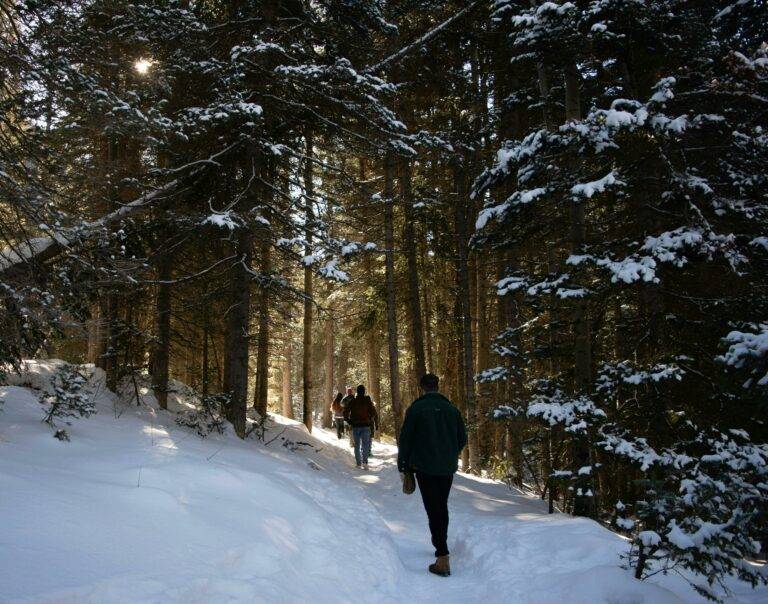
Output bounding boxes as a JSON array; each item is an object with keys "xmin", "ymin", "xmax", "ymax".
[
  {"xmin": 225, "ymin": 227, "xmax": 253, "ymax": 438},
  {"xmin": 422, "ymin": 254, "xmax": 434, "ymax": 373},
  {"xmin": 253, "ymin": 167, "xmax": 272, "ymax": 418},
  {"xmin": 282, "ymin": 337, "xmax": 293, "ymax": 419},
  {"xmin": 451, "ymin": 292, "xmax": 470, "ymax": 471},
  {"xmin": 565, "ymin": 64, "xmax": 590, "ymax": 381},
  {"xmin": 365, "ymin": 327, "xmax": 382, "ymax": 403},
  {"xmin": 359, "ymin": 157, "xmax": 382, "ymax": 410},
  {"xmin": 475, "ymin": 257, "xmax": 492, "ymax": 459},
  {"xmin": 202, "ymin": 302, "xmax": 210, "ymax": 396},
  {"xmin": 493, "ymin": 44, "xmax": 527, "ymax": 480},
  {"xmin": 253, "ymin": 240, "xmax": 270, "ymax": 418},
  {"xmin": 565, "ymin": 61, "xmax": 594, "ymax": 517},
  {"xmin": 336, "ymin": 339, "xmax": 349, "ymax": 393},
  {"xmin": 102, "ymin": 293, "xmax": 119, "ymax": 392},
  {"xmin": 151, "ymin": 242, "xmax": 172, "ymax": 409},
  {"xmin": 323, "ymin": 313, "xmax": 334, "ymax": 429},
  {"xmin": 86, "ymin": 304, "xmax": 101, "ymax": 365},
  {"xmin": 384, "ymin": 150, "xmax": 402, "ymax": 440},
  {"xmin": 454, "ymin": 162, "xmax": 481, "ymax": 473},
  {"xmin": 302, "ymin": 132, "xmax": 314, "ymax": 431},
  {"xmin": 400, "ymin": 158, "xmax": 427, "ymax": 385},
  {"xmin": 97, "ymin": 135, "xmax": 126, "ymax": 392}
]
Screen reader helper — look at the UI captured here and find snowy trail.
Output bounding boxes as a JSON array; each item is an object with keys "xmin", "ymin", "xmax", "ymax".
[
  {"xmin": 307, "ymin": 431, "xmax": 681, "ymax": 604},
  {"xmin": 1, "ymin": 375, "xmax": 765, "ymax": 603}
]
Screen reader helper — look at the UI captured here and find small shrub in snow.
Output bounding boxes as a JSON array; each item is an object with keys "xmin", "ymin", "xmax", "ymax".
[
  {"xmin": 39, "ymin": 363, "xmax": 96, "ymax": 434},
  {"xmin": 175, "ymin": 393, "xmax": 227, "ymax": 437},
  {"xmin": 610, "ymin": 425, "xmax": 768, "ymax": 601},
  {"xmin": 245, "ymin": 413, "xmax": 268, "ymax": 441},
  {"xmin": 487, "ymin": 456, "xmax": 518, "ymax": 489}
]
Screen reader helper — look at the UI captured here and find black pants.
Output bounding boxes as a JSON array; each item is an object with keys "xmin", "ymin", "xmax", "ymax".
[
  {"xmin": 415, "ymin": 472, "xmax": 454, "ymax": 557},
  {"xmin": 334, "ymin": 418, "xmax": 345, "ymax": 439}
]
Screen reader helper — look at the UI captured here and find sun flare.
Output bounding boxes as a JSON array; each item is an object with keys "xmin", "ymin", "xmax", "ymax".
[{"xmin": 133, "ymin": 58, "xmax": 152, "ymax": 75}]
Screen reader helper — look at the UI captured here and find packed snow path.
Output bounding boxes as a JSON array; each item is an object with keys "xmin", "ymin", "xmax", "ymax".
[{"xmin": 0, "ymin": 373, "xmax": 764, "ymax": 603}]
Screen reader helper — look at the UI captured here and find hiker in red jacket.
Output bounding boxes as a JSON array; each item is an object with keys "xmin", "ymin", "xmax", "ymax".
[{"xmin": 343, "ymin": 385, "xmax": 378, "ymax": 470}]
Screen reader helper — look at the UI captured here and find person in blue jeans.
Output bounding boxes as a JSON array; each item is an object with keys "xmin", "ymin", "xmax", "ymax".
[{"xmin": 343, "ymin": 385, "xmax": 379, "ymax": 470}]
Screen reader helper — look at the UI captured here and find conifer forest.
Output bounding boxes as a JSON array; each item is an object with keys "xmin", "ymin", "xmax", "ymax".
[{"xmin": 1, "ymin": 1, "xmax": 767, "ymax": 602}]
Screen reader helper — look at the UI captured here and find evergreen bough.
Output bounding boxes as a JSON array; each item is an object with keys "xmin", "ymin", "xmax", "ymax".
[
  {"xmin": 175, "ymin": 393, "xmax": 228, "ymax": 438},
  {"xmin": 39, "ymin": 364, "xmax": 96, "ymax": 440}
]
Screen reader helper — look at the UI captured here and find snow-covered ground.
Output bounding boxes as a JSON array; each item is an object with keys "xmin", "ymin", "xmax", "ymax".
[{"xmin": 1, "ymin": 361, "xmax": 765, "ymax": 603}]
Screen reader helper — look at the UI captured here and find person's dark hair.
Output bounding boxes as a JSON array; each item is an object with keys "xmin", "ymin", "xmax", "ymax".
[
  {"xmin": 333, "ymin": 392, "xmax": 343, "ymax": 404},
  {"xmin": 420, "ymin": 373, "xmax": 439, "ymax": 392},
  {"xmin": 356, "ymin": 384, "xmax": 366, "ymax": 396}
]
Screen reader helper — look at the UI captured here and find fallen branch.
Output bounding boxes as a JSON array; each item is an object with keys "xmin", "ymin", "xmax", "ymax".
[{"xmin": 0, "ymin": 142, "xmax": 241, "ymax": 278}]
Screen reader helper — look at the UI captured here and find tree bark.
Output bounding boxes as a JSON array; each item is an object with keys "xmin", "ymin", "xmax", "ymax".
[
  {"xmin": 253, "ymin": 236, "xmax": 270, "ymax": 418},
  {"xmin": 101, "ymin": 293, "xmax": 119, "ymax": 392},
  {"xmin": 253, "ymin": 168, "xmax": 272, "ymax": 418},
  {"xmin": 400, "ymin": 158, "xmax": 427, "ymax": 384},
  {"xmin": 475, "ymin": 257, "xmax": 492, "ymax": 459},
  {"xmin": 565, "ymin": 60, "xmax": 594, "ymax": 517},
  {"xmin": 336, "ymin": 339, "xmax": 348, "ymax": 393},
  {"xmin": 422, "ymin": 256, "xmax": 434, "ymax": 373},
  {"xmin": 86, "ymin": 304, "xmax": 101, "ymax": 365},
  {"xmin": 454, "ymin": 162, "xmax": 481, "ymax": 473},
  {"xmin": 225, "ymin": 227, "xmax": 253, "ymax": 438},
  {"xmin": 358, "ymin": 156, "xmax": 382, "ymax": 410},
  {"xmin": 384, "ymin": 150, "xmax": 402, "ymax": 440},
  {"xmin": 151, "ymin": 242, "xmax": 172, "ymax": 409},
  {"xmin": 366, "ymin": 329, "xmax": 382, "ymax": 404},
  {"xmin": 567, "ymin": 62, "xmax": 590, "ymax": 392},
  {"xmin": 282, "ymin": 337, "xmax": 293, "ymax": 419},
  {"xmin": 323, "ymin": 313, "xmax": 334, "ymax": 429},
  {"xmin": 302, "ymin": 132, "xmax": 314, "ymax": 432},
  {"xmin": 202, "ymin": 302, "xmax": 210, "ymax": 396}
]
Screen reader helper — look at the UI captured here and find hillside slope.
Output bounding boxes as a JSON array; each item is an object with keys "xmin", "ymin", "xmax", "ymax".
[{"xmin": 0, "ymin": 362, "xmax": 764, "ymax": 603}]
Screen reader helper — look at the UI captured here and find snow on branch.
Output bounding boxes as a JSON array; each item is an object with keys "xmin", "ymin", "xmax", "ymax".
[
  {"xmin": 717, "ymin": 323, "xmax": 768, "ymax": 388},
  {"xmin": 565, "ymin": 226, "xmax": 744, "ymax": 284},
  {"xmin": 570, "ymin": 171, "xmax": 624, "ymax": 199}
]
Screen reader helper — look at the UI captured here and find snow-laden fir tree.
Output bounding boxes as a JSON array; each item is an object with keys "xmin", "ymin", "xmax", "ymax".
[
  {"xmin": 39, "ymin": 364, "xmax": 96, "ymax": 440},
  {"xmin": 474, "ymin": 0, "xmax": 767, "ymax": 598}
]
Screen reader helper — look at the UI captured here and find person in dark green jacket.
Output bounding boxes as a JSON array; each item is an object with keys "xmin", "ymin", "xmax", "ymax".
[{"xmin": 397, "ymin": 373, "xmax": 467, "ymax": 577}]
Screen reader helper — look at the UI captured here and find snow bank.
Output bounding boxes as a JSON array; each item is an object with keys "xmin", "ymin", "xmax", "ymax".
[
  {"xmin": 0, "ymin": 360, "xmax": 764, "ymax": 603},
  {"xmin": 3, "ymin": 359, "xmax": 108, "ymax": 397},
  {"xmin": 0, "ymin": 383, "xmax": 402, "ymax": 603},
  {"xmin": 2, "ymin": 359, "xmax": 200, "ymax": 414}
]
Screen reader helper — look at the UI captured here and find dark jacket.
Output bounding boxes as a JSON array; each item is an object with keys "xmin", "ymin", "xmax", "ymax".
[
  {"xmin": 397, "ymin": 392, "xmax": 467, "ymax": 476},
  {"xmin": 341, "ymin": 394, "xmax": 355, "ymax": 411},
  {"xmin": 344, "ymin": 395, "xmax": 379, "ymax": 429}
]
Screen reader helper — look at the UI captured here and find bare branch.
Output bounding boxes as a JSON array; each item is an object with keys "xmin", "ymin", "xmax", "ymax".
[{"xmin": 363, "ymin": 1, "xmax": 483, "ymax": 75}]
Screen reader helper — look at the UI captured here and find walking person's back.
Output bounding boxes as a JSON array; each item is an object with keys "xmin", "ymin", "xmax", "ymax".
[
  {"xmin": 344, "ymin": 385, "xmax": 378, "ymax": 470},
  {"xmin": 397, "ymin": 373, "xmax": 467, "ymax": 577},
  {"xmin": 341, "ymin": 387, "xmax": 355, "ymax": 446}
]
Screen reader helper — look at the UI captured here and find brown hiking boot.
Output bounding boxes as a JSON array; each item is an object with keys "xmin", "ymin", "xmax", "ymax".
[{"xmin": 428, "ymin": 555, "xmax": 450, "ymax": 577}]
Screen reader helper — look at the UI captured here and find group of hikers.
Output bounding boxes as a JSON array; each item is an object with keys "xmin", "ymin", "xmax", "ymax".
[
  {"xmin": 330, "ymin": 385, "xmax": 378, "ymax": 470},
  {"xmin": 329, "ymin": 373, "xmax": 467, "ymax": 578}
]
